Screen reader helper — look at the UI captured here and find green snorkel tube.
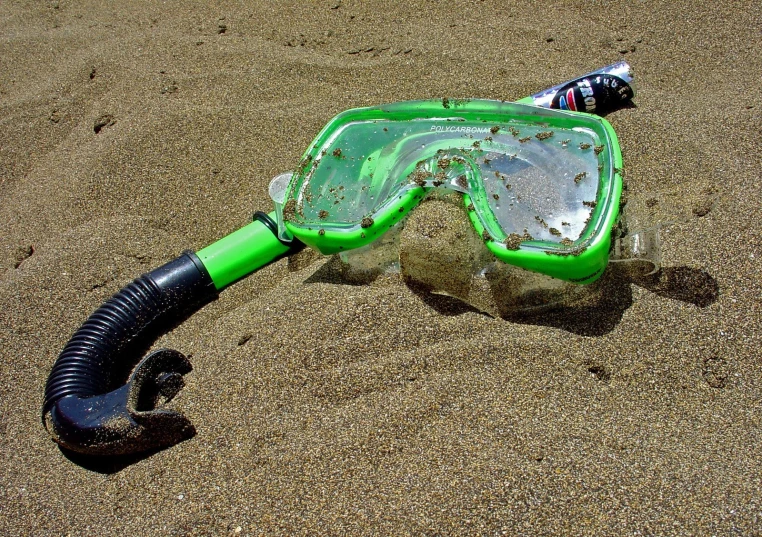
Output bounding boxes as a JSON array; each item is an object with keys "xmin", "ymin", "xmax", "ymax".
[{"xmin": 42, "ymin": 64, "xmax": 637, "ymax": 456}]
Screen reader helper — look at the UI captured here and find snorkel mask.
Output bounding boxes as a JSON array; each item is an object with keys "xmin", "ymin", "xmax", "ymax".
[
  {"xmin": 43, "ymin": 64, "xmax": 648, "ymax": 457},
  {"xmin": 270, "ymin": 99, "xmax": 623, "ymax": 284}
]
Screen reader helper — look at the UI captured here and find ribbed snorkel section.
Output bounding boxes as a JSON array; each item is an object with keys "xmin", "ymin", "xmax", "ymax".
[
  {"xmin": 42, "ymin": 275, "xmax": 164, "ymax": 417},
  {"xmin": 41, "ymin": 251, "xmax": 218, "ymax": 455}
]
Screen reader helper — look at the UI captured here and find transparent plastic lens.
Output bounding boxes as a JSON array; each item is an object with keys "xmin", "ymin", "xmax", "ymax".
[
  {"xmin": 288, "ymin": 118, "xmax": 604, "ymax": 248},
  {"xmin": 337, "ymin": 198, "xmax": 661, "ymax": 315},
  {"xmin": 273, "ymin": 100, "xmax": 622, "ymax": 285},
  {"xmin": 474, "ymin": 130, "xmax": 600, "ymax": 243}
]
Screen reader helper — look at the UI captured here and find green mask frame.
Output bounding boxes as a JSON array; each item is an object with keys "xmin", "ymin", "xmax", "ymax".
[{"xmin": 274, "ymin": 99, "xmax": 623, "ymax": 284}]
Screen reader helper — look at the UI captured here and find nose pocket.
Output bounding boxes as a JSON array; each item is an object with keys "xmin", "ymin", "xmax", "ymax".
[
  {"xmin": 399, "ymin": 196, "xmax": 489, "ymax": 300},
  {"xmin": 401, "ymin": 151, "xmax": 477, "ymax": 193}
]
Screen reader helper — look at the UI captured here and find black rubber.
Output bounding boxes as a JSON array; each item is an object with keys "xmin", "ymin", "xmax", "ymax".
[
  {"xmin": 253, "ymin": 211, "xmax": 303, "ymax": 249},
  {"xmin": 41, "ymin": 251, "xmax": 217, "ymax": 455}
]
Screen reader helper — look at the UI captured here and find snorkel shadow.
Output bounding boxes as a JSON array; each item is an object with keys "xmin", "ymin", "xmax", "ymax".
[
  {"xmin": 299, "ymin": 193, "xmax": 719, "ymax": 336},
  {"xmin": 597, "ymin": 100, "xmax": 637, "ymax": 118},
  {"xmin": 59, "ymin": 444, "xmax": 169, "ymax": 474},
  {"xmin": 491, "ymin": 268, "xmax": 634, "ymax": 336},
  {"xmin": 299, "ymin": 246, "xmax": 718, "ymax": 336}
]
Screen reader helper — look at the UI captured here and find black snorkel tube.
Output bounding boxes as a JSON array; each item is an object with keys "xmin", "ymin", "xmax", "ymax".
[{"xmin": 42, "ymin": 213, "xmax": 300, "ymax": 455}]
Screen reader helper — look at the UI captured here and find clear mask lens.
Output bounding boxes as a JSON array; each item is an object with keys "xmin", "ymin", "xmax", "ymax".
[{"xmin": 273, "ymin": 99, "xmax": 624, "ymax": 284}]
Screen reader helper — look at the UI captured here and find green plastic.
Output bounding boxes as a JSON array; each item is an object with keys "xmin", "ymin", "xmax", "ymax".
[
  {"xmin": 281, "ymin": 99, "xmax": 622, "ymax": 283},
  {"xmin": 197, "ymin": 213, "xmax": 291, "ymax": 289}
]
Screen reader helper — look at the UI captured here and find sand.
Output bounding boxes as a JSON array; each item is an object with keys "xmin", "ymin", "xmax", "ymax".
[{"xmin": 2, "ymin": 0, "xmax": 761, "ymax": 535}]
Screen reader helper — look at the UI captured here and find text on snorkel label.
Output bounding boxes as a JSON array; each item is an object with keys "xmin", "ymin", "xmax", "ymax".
[{"xmin": 430, "ymin": 125, "xmax": 492, "ymax": 134}]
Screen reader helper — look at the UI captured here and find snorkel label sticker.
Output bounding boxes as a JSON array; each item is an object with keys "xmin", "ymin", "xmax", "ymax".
[
  {"xmin": 558, "ymin": 88, "xmax": 578, "ymax": 111},
  {"xmin": 550, "ymin": 75, "xmax": 634, "ymax": 114},
  {"xmin": 553, "ymin": 79, "xmax": 595, "ymax": 112},
  {"xmin": 430, "ymin": 125, "xmax": 492, "ymax": 134}
]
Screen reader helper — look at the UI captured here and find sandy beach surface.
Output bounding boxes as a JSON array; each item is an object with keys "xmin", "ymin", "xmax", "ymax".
[{"xmin": 2, "ymin": 1, "xmax": 761, "ymax": 535}]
